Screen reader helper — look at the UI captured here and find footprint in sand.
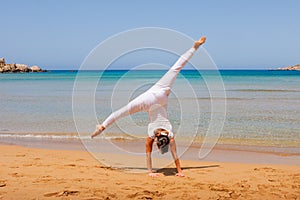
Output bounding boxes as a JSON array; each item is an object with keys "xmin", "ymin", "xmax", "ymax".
[
  {"xmin": 192, "ymin": 183, "xmax": 205, "ymax": 189},
  {"xmin": 85, "ymin": 189, "xmax": 117, "ymax": 200},
  {"xmin": 23, "ymin": 163, "xmax": 33, "ymax": 167},
  {"xmin": 44, "ymin": 192, "xmax": 59, "ymax": 197},
  {"xmin": 91, "ymin": 189, "xmax": 112, "ymax": 197},
  {"xmin": 44, "ymin": 190, "xmax": 79, "ymax": 197},
  {"xmin": 233, "ymin": 182, "xmax": 251, "ymax": 191},
  {"xmin": 121, "ymin": 186, "xmax": 143, "ymax": 191},
  {"xmin": 209, "ymin": 184, "xmax": 241, "ymax": 199},
  {"xmin": 210, "ymin": 185, "xmax": 231, "ymax": 192},
  {"xmin": 257, "ymin": 184, "xmax": 282, "ymax": 194},
  {"xmin": 127, "ymin": 190, "xmax": 165, "ymax": 199},
  {"xmin": 9, "ymin": 166, "xmax": 19, "ymax": 169},
  {"xmin": 284, "ymin": 194, "xmax": 298, "ymax": 199},
  {"xmin": 16, "ymin": 154, "xmax": 26, "ymax": 157},
  {"xmin": 64, "ymin": 164, "xmax": 76, "ymax": 167},
  {"xmin": 0, "ymin": 182, "xmax": 6, "ymax": 187},
  {"xmin": 73, "ymin": 178, "xmax": 84, "ymax": 182},
  {"xmin": 105, "ymin": 193, "xmax": 117, "ymax": 199},
  {"xmin": 9, "ymin": 173, "xmax": 23, "ymax": 178},
  {"xmin": 254, "ymin": 167, "xmax": 277, "ymax": 173}
]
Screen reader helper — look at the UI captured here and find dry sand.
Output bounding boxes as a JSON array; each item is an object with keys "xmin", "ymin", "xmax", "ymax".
[{"xmin": 0, "ymin": 144, "xmax": 299, "ymax": 200}]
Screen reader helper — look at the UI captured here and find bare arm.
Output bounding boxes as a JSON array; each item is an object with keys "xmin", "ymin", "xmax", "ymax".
[
  {"xmin": 145, "ymin": 137, "xmax": 159, "ymax": 177},
  {"xmin": 170, "ymin": 138, "xmax": 184, "ymax": 177}
]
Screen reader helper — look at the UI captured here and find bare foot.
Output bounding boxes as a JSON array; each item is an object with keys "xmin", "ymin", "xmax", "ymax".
[
  {"xmin": 148, "ymin": 173, "xmax": 160, "ymax": 177},
  {"xmin": 91, "ymin": 124, "xmax": 105, "ymax": 138},
  {"xmin": 175, "ymin": 172, "xmax": 185, "ymax": 177},
  {"xmin": 194, "ymin": 36, "xmax": 206, "ymax": 50}
]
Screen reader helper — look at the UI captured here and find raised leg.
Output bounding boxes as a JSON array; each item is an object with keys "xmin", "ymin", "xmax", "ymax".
[
  {"xmin": 91, "ymin": 93, "xmax": 150, "ymax": 138},
  {"xmin": 150, "ymin": 36, "xmax": 206, "ymax": 94}
]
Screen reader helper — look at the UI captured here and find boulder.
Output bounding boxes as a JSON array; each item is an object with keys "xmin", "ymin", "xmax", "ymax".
[
  {"xmin": 30, "ymin": 65, "xmax": 42, "ymax": 72},
  {"xmin": 3, "ymin": 64, "xmax": 16, "ymax": 72},
  {"xmin": 16, "ymin": 64, "xmax": 30, "ymax": 72}
]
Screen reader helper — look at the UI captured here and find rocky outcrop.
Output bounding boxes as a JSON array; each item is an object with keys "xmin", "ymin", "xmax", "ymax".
[
  {"xmin": 16, "ymin": 64, "xmax": 31, "ymax": 72},
  {"xmin": 30, "ymin": 65, "xmax": 43, "ymax": 72},
  {"xmin": 0, "ymin": 57, "xmax": 46, "ymax": 73},
  {"xmin": 277, "ymin": 64, "xmax": 300, "ymax": 71}
]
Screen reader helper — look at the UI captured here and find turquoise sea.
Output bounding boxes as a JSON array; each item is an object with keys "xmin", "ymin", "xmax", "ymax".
[{"xmin": 0, "ymin": 70, "xmax": 299, "ymax": 149}]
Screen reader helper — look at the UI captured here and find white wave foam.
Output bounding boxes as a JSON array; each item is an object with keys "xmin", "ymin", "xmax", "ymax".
[{"xmin": 0, "ymin": 133, "xmax": 137, "ymax": 140}]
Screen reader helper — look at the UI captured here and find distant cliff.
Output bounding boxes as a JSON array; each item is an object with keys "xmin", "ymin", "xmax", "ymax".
[
  {"xmin": 0, "ymin": 58, "xmax": 46, "ymax": 73},
  {"xmin": 277, "ymin": 64, "xmax": 300, "ymax": 71}
]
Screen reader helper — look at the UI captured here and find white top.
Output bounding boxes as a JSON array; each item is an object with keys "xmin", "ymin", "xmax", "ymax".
[{"xmin": 147, "ymin": 104, "xmax": 174, "ymax": 139}]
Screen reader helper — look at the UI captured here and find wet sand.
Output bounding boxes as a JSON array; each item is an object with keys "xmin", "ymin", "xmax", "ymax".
[
  {"xmin": 0, "ymin": 144, "xmax": 299, "ymax": 200},
  {"xmin": 1, "ymin": 135, "xmax": 299, "ymax": 165}
]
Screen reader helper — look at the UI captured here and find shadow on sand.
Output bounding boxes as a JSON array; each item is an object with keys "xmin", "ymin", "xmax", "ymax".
[
  {"xmin": 118, "ymin": 165, "xmax": 220, "ymax": 176},
  {"xmin": 157, "ymin": 165, "xmax": 220, "ymax": 176}
]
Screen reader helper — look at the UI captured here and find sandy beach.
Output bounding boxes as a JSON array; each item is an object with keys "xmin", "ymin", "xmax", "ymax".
[
  {"xmin": 0, "ymin": 144, "xmax": 299, "ymax": 200},
  {"xmin": 1, "ymin": 0, "xmax": 300, "ymax": 199}
]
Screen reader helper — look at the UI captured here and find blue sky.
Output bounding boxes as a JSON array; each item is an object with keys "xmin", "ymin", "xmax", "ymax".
[{"xmin": 1, "ymin": 0, "xmax": 299, "ymax": 69}]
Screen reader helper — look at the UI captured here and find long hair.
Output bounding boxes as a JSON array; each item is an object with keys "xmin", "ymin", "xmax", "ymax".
[{"xmin": 154, "ymin": 128, "xmax": 170, "ymax": 154}]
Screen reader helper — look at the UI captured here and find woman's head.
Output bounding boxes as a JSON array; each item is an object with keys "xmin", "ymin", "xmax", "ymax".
[{"xmin": 154, "ymin": 128, "xmax": 170, "ymax": 154}]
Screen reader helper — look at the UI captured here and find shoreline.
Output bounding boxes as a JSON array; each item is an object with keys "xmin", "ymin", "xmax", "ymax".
[
  {"xmin": 1, "ymin": 134, "xmax": 299, "ymax": 166},
  {"xmin": 0, "ymin": 144, "xmax": 299, "ymax": 199}
]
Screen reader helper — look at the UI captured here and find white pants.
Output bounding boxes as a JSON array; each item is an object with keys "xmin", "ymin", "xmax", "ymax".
[{"xmin": 102, "ymin": 47, "xmax": 196, "ymax": 137}]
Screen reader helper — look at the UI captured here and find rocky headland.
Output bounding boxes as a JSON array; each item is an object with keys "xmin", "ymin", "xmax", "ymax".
[
  {"xmin": 0, "ymin": 58, "xmax": 46, "ymax": 73},
  {"xmin": 276, "ymin": 64, "xmax": 300, "ymax": 71}
]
